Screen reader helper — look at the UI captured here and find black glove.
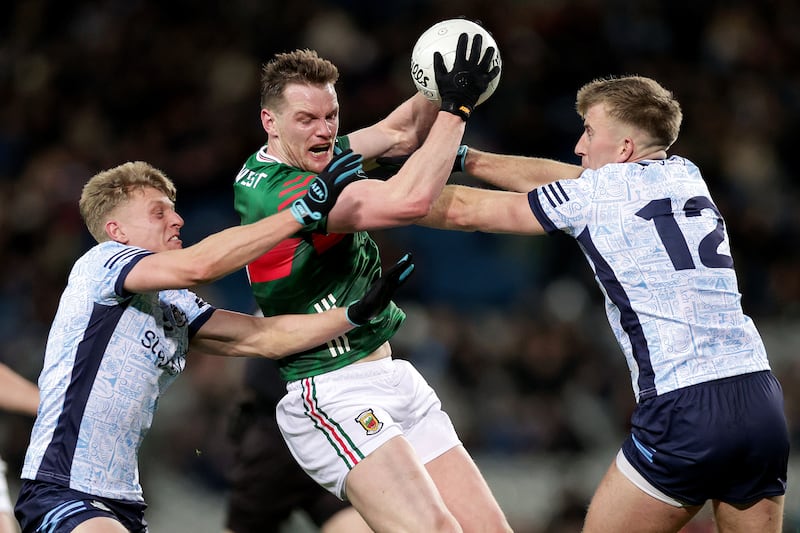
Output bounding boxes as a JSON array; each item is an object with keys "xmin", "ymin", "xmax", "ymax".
[
  {"xmin": 375, "ymin": 144, "xmax": 468, "ymax": 174},
  {"xmin": 346, "ymin": 253, "xmax": 415, "ymax": 326},
  {"xmin": 290, "ymin": 149, "xmax": 365, "ymax": 225},
  {"xmin": 435, "ymin": 32, "xmax": 500, "ymax": 121}
]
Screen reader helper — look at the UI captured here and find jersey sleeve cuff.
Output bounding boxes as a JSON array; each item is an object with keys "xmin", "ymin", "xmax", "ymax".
[{"xmin": 528, "ymin": 189, "xmax": 559, "ymax": 235}]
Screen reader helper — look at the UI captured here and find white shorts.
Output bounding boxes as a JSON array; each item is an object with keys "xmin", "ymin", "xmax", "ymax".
[
  {"xmin": 0, "ymin": 456, "xmax": 11, "ymax": 514},
  {"xmin": 277, "ymin": 357, "xmax": 461, "ymax": 500}
]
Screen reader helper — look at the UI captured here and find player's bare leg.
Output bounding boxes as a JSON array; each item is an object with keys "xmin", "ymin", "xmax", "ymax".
[
  {"xmin": 0, "ymin": 512, "xmax": 17, "ymax": 533},
  {"xmin": 345, "ymin": 435, "xmax": 461, "ymax": 532},
  {"xmin": 711, "ymin": 496, "xmax": 784, "ymax": 533},
  {"xmin": 321, "ymin": 506, "xmax": 373, "ymax": 533},
  {"xmin": 71, "ymin": 516, "xmax": 130, "ymax": 532},
  {"xmin": 425, "ymin": 445, "xmax": 512, "ymax": 533},
  {"xmin": 583, "ymin": 460, "xmax": 702, "ymax": 533}
]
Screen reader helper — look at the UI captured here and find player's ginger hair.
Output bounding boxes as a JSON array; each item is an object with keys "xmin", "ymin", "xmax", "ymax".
[
  {"xmin": 260, "ymin": 49, "xmax": 339, "ymax": 110},
  {"xmin": 576, "ymin": 75, "xmax": 683, "ymax": 150},
  {"xmin": 79, "ymin": 161, "xmax": 177, "ymax": 243}
]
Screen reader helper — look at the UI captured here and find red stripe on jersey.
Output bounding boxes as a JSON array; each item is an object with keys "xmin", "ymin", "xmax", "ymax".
[
  {"xmin": 246, "ymin": 238, "xmax": 302, "ymax": 283},
  {"xmin": 278, "ymin": 175, "xmax": 315, "ymax": 211},
  {"xmin": 246, "ymin": 233, "xmax": 345, "ymax": 283},
  {"xmin": 311, "ymin": 232, "xmax": 345, "ymax": 253}
]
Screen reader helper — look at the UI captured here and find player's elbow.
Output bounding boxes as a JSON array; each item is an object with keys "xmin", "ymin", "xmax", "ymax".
[
  {"xmin": 404, "ymin": 194, "xmax": 437, "ymax": 220},
  {"xmin": 440, "ymin": 196, "xmax": 483, "ymax": 231},
  {"xmin": 394, "ymin": 135, "xmax": 423, "ymax": 156},
  {"xmin": 365, "ymin": 189, "xmax": 437, "ymax": 226},
  {"xmin": 446, "ymin": 210, "xmax": 481, "ymax": 231}
]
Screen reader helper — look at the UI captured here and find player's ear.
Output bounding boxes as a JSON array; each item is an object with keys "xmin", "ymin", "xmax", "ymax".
[
  {"xmin": 619, "ymin": 137, "xmax": 635, "ymax": 162},
  {"xmin": 261, "ymin": 108, "xmax": 278, "ymax": 136},
  {"xmin": 106, "ymin": 220, "xmax": 128, "ymax": 244}
]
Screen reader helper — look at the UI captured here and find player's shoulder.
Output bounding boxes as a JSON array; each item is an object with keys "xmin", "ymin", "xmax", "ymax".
[
  {"xmin": 589, "ymin": 157, "xmax": 691, "ymax": 183},
  {"xmin": 75, "ymin": 241, "xmax": 150, "ymax": 274},
  {"xmin": 335, "ymin": 135, "xmax": 351, "ymax": 151},
  {"xmin": 235, "ymin": 146, "xmax": 311, "ymax": 192}
]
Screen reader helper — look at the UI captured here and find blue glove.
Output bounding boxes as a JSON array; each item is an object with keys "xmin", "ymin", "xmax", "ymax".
[
  {"xmin": 290, "ymin": 149, "xmax": 365, "ymax": 225},
  {"xmin": 346, "ymin": 253, "xmax": 415, "ymax": 326}
]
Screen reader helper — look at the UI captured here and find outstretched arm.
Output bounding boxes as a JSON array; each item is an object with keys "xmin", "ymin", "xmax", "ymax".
[
  {"xmin": 191, "ymin": 254, "xmax": 415, "ymax": 359},
  {"xmin": 190, "ymin": 307, "xmax": 353, "ymax": 359},
  {"xmin": 418, "ymin": 184, "xmax": 545, "ymax": 235},
  {"xmin": 462, "ymin": 147, "xmax": 583, "ymax": 192},
  {"xmin": 0, "ymin": 363, "xmax": 39, "ymax": 416},
  {"xmin": 125, "ymin": 150, "xmax": 364, "ymax": 293}
]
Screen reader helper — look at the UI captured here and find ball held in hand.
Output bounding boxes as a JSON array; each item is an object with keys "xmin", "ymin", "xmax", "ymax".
[{"xmin": 411, "ymin": 18, "xmax": 502, "ymax": 107}]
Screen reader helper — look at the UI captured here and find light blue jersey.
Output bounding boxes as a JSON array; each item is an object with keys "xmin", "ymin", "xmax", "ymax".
[
  {"xmin": 21, "ymin": 241, "xmax": 215, "ymax": 501},
  {"xmin": 529, "ymin": 156, "xmax": 770, "ymax": 401}
]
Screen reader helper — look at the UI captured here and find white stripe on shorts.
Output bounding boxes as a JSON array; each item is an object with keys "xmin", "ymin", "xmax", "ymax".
[{"xmin": 616, "ymin": 449, "xmax": 686, "ymax": 507}]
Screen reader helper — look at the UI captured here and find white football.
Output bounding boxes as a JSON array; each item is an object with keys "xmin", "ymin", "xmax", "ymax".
[{"xmin": 410, "ymin": 18, "xmax": 502, "ymax": 107}]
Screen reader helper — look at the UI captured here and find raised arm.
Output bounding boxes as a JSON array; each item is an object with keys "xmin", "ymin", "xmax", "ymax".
[
  {"xmin": 327, "ymin": 32, "xmax": 500, "ymax": 233},
  {"xmin": 327, "ymin": 111, "xmax": 466, "ymax": 232},
  {"xmin": 418, "ymin": 184, "xmax": 545, "ymax": 235},
  {"xmin": 191, "ymin": 253, "xmax": 415, "ymax": 359},
  {"xmin": 0, "ymin": 363, "xmax": 39, "ymax": 416},
  {"xmin": 462, "ymin": 147, "xmax": 583, "ymax": 192},
  {"xmin": 348, "ymin": 92, "xmax": 439, "ymax": 160}
]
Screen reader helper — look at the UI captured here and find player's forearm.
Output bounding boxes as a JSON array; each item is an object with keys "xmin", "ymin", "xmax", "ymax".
[
  {"xmin": 419, "ymin": 184, "xmax": 544, "ymax": 235},
  {"xmin": 194, "ymin": 309, "xmax": 354, "ymax": 359},
  {"xmin": 377, "ymin": 93, "xmax": 439, "ymax": 157},
  {"xmin": 184, "ymin": 210, "xmax": 301, "ymax": 284},
  {"xmin": 381, "ymin": 111, "xmax": 465, "ymax": 213},
  {"xmin": 404, "ymin": 93, "xmax": 439, "ymax": 147},
  {"xmin": 417, "ymin": 185, "xmax": 479, "ymax": 231},
  {"xmin": 256, "ymin": 309, "xmax": 355, "ymax": 359},
  {"xmin": 465, "ymin": 148, "xmax": 583, "ymax": 192},
  {"xmin": 328, "ymin": 111, "xmax": 465, "ymax": 232},
  {"xmin": 132, "ymin": 210, "xmax": 302, "ymax": 291},
  {"xmin": 350, "ymin": 93, "xmax": 438, "ymax": 159},
  {"xmin": 0, "ymin": 364, "xmax": 39, "ymax": 416}
]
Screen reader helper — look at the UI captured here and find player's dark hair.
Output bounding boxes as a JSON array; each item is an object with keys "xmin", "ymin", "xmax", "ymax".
[
  {"xmin": 576, "ymin": 76, "xmax": 683, "ymax": 150},
  {"xmin": 260, "ymin": 49, "xmax": 339, "ymax": 110}
]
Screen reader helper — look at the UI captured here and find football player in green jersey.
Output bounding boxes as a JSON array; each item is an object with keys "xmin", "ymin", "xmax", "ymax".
[{"xmin": 229, "ymin": 32, "xmax": 511, "ymax": 533}]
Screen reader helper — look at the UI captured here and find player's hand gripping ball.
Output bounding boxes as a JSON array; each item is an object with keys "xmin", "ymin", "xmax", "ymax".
[{"xmin": 411, "ymin": 18, "xmax": 502, "ymax": 107}]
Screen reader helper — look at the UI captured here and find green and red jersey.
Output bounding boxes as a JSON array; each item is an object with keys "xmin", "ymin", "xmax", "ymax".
[{"xmin": 233, "ymin": 137, "xmax": 405, "ymax": 381}]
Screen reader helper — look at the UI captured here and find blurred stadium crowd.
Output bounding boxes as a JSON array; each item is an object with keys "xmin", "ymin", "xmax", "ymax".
[{"xmin": 1, "ymin": 1, "xmax": 799, "ymax": 531}]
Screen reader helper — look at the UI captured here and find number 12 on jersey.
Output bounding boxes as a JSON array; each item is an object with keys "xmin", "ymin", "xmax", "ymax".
[{"xmin": 635, "ymin": 196, "xmax": 734, "ymax": 271}]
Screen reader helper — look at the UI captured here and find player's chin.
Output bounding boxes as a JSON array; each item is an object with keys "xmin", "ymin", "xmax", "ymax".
[
  {"xmin": 165, "ymin": 239, "xmax": 183, "ymax": 250},
  {"xmin": 307, "ymin": 150, "xmax": 331, "ymax": 172}
]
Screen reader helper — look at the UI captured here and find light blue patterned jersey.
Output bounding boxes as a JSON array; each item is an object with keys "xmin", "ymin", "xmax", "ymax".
[
  {"xmin": 529, "ymin": 156, "xmax": 770, "ymax": 401},
  {"xmin": 22, "ymin": 241, "xmax": 215, "ymax": 501}
]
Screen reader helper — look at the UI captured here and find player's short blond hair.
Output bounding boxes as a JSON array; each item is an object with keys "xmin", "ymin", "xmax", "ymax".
[
  {"xmin": 576, "ymin": 75, "xmax": 683, "ymax": 150},
  {"xmin": 79, "ymin": 161, "xmax": 177, "ymax": 243},
  {"xmin": 259, "ymin": 49, "xmax": 339, "ymax": 110}
]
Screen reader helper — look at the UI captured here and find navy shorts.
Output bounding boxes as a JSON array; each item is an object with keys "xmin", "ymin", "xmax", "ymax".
[
  {"xmin": 14, "ymin": 480, "xmax": 148, "ymax": 533},
  {"xmin": 622, "ymin": 370, "xmax": 789, "ymax": 506}
]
